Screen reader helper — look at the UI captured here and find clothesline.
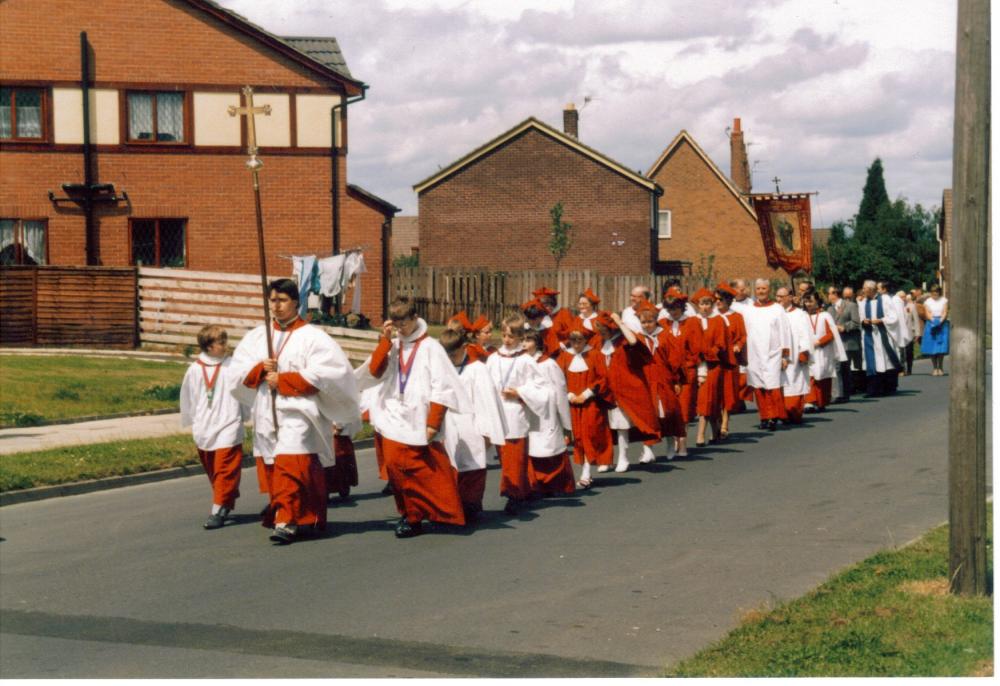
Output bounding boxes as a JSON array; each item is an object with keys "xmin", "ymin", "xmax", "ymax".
[
  {"xmin": 290, "ymin": 250, "xmax": 367, "ymax": 316},
  {"xmin": 277, "ymin": 245, "xmax": 367, "ymax": 260}
]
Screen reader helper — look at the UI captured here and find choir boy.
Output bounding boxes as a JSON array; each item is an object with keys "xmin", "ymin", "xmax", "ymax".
[
  {"xmin": 802, "ymin": 291, "xmax": 846, "ymax": 411},
  {"xmin": 776, "ymin": 287, "xmax": 812, "ymax": 425},
  {"xmin": 521, "ymin": 329, "xmax": 576, "ymax": 496},
  {"xmin": 635, "ymin": 300, "xmax": 684, "ymax": 461}
]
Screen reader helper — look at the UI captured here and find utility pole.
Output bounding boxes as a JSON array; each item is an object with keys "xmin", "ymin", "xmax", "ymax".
[{"xmin": 947, "ymin": 0, "xmax": 989, "ymax": 596}]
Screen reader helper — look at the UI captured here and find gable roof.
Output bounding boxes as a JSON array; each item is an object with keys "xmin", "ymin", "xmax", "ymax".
[
  {"xmin": 646, "ymin": 130, "xmax": 756, "ymax": 220},
  {"xmin": 191, "ymin": 0, "xmax": 365, "ymax": 94},
  {"xmin": 347, "ymin": 184, "xmax": 401, "ymax": 216},
  {"xmin": 413, "ymin": 117, "xmax": 662, "ymax": 195}
]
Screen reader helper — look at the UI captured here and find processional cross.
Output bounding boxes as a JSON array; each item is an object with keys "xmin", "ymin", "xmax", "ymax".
[
  {"xmin": 229, "ymin": 86, "xmax": 278, "ymax": 432},
  {"xmin": 772, "ymin": 176, "xmax": 782, "ymax": 194}
]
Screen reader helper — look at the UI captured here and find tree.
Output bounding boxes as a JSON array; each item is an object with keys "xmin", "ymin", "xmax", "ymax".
[
  {"xmin": 548, "ymin": 202, "xmax": 573, "ymax": 268},
  {"xmin": 856, "ymin": 157, "xmax": 890, "ymax": 229}
]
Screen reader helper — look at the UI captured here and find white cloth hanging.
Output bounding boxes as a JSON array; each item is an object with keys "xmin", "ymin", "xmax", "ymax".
[{"xmin": 318, "ymin": 255, "xmax": 347, "ymax": 297}]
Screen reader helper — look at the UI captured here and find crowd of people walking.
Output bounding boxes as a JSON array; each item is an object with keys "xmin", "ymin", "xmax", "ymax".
[{"xmin": 179, "ymin": 275, "xmax": 948, "ymax": 543}]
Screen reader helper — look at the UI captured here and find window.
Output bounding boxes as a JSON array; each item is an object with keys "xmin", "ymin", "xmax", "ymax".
[
  {"xmin": 658, "ymin": 209, "xmax": 672, "ymax": 239},
  {"xmin": 130, "ymin": 219, "xmax": 186, "ymax": 267},
  {"xmin": 0, "ymin": 219, "xmax": 47, "ymax": 265},
  {"xmin": 127, "ymin": 92, "xmax": 185, "ymax": 142},
  {"xmin": 0, "ymin": 87, "xmax": 44, "ymax": 140}
]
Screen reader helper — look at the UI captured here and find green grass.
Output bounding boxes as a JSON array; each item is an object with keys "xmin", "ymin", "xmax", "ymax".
[
  {"xmin": 667, "ymin": 507, "xmax": 994, "ymax": 677},
  {"xmin": 0, "ymin": 355, "xmax": 187, "ymax": 426}
]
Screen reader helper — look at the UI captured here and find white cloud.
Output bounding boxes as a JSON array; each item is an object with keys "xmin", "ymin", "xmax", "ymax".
[{"xmin": 218, "ymin": 0, "xmax": 957, "ymax": 223}]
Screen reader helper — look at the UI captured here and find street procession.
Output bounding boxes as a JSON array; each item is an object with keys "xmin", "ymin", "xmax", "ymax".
[{"xmin": 0, "ymin": 0, "xmax": 988, "ymax": 679}]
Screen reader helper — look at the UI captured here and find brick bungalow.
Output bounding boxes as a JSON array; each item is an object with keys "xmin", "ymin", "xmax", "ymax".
[
  {"xmin": 647, "ymin": 118, "xmax": 785, "ymax": 282},
  {"xmin": 415, "ymin": 107, "xmax": 664, "ymax": 274},
  {"xmin": 0, "ymin": 0, "xmax": 396, "ymax": 319}
]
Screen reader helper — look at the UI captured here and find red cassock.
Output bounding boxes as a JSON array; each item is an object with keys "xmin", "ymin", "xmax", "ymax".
[
  {"xmin": 696, "ymin": 316, "xmax": 726, "ymax": 420},
  {"xmin": 548, "ymin": 307, "xmax": 577, "ymax": 343},
  {"xmin": 323, "ymin": 434, "xmax": 359, "ymax": 498},
  {"xmin": 555, "ymin": 348, "xmax": 613, "ymax": 466},
  {"xmin": 805, "ymin": 319, "xmax": 837, "ymax": 409},
  {"xmin": 661, "ymin": 318, "xmax": 702, "ymax": 423},
  {"xmin": 603, "ymin": 336, "xmax": 659, "ymax": 441},
  {"xmin": 719, "ymin": 310, "xmax": 748, "ymax": 412},
  {"xmin": 197, "ymin": 445, "xmax": 243, "ymax": 511},
  {"xmin": 639, "ymin": 333, "xmax": 685, "ymax": 439}
]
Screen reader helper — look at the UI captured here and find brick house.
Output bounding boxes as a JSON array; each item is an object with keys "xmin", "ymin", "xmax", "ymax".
[
  {"xmin": 0, "ymin": 0, "xmax": 396, "ymax": 319},
  {"xmin": 414, "ymin": 108, "xmax": 663, "ymax": 274},
  {"xmin": 647, "ymin": 119, "xmax": 785, "ymax": 282}
]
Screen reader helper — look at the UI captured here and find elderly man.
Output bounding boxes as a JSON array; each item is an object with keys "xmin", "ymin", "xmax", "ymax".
[
  {"xmin": 743, "ymin": 278, "xmax": 791, "ymax": 430},
  {"xmin": 828, "ymin": 286, "xmax": 861, "ymax": 402},
  {"xmin": 857, "ymin": 279, "xmax": 902, "ymax": 397},
  {"xmin": 729, "ymin": 279, "xmax": 754, "ymax": 317},
  {"xmin": 621, "ymin": 283, "xmax": 658, "ymax": 333}
]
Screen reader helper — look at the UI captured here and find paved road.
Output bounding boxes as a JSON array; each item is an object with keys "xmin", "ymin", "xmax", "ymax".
[{"xmin": 0, "ymin": 358, "xmax": 991, "ymax": 677}]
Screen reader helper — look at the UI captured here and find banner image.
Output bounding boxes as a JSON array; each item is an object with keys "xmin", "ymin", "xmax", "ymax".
[{"xmin": 750, "ymin": 193, "xmax": 813, "ymax": 274}]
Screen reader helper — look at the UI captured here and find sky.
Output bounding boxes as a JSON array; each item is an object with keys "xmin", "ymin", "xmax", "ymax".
[{"xmin": 218, "ymin": 0, "xmax": 958, "ymax": 225}]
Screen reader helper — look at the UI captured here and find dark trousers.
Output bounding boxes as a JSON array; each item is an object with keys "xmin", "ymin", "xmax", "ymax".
[
  {"xmin": 904, "ymin": 342, "xmax": 915, "ymax": 374},
  {"xmin": 838, "ymin": 349, "xmax": 863, "ymax": 399}
]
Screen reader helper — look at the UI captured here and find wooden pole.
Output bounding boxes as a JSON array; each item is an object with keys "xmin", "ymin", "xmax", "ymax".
[{"xmin": 947, "ymin": 0, "xmax": 989, "ymax": 596}]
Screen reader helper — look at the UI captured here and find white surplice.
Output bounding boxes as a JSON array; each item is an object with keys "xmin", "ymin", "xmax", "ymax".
[
  {"xmin": 744, "ymin": 301, "xmax": 792, "ymax": 390},
  {"xmin": 485, "ymin": 345, "xmax": 547, "ymax": 439},
  {"xmin": 180, "ymin": 353, "xmax": 248, "ymax": 451},
  {"xmin": 808, "ymin": 311, "xmax": 847, "ymax": 381},
  {"xmin": 356, "ymin": 318, "xmax": 472, "ymax": 447},
  {"xmin": 782, "ymin": 307, "xmax": 814, "ymax": 397},
  {"xmin": 231, "ymin": 322, "xmax": 360, "ymax": 466},
  {"xmin": 440, "ymin": 357, "xmax": 507, "ymax": 472},
  {"xmin": 521, "ymin": 353, "xmax": 573, "ymax": 458}
]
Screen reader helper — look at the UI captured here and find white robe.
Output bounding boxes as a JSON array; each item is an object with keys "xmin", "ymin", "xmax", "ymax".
[
  {"xmin": 356, "ymin": 318, "xmax": 471, "ymax": 446},
  {"xmin": 858, "ymin": 295, "xmax": 901, "ymax": 373},
  {"xmin": 523, "ymin": 354, "xmax": 573, "ymax": 458},
  {"xmin": 485, "ymin": 345, "xmax": 547, "ymax": 439},
  {"xmin": 180, "ymin": 353, "xmax": 248, "ymax": 451},
  {"xmin": 744, "ymin": 302, "xmax": 792, "ymax": 390},
  {"xmin": 782, "ymin": 307, "xmax": 813, "ymax": 397},
  {"xmin": 729, "ymin": 298, "xmax": 753, "ymax": 318},
  {"xmin": 231, "ymin": 322, "xmax": 360, "ymax": 466},
  {"xmin": 441, "ymin": 358, "xmax": 506, "ymax": 472},
  {"xmin": 889, "ymin": 294, "xmax": 913, "ymax": 347},
  {"xmin": 808, "ymin": 311, "xmax": 847, "ymax": 381}
]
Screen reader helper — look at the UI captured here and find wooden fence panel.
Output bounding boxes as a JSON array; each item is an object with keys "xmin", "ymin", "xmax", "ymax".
[{"xmin": 0, "ymin": 266, "xmax": 137, "ymax": 348}]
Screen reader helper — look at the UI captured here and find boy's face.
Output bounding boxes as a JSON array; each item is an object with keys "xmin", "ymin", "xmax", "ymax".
[
  {"xmin": 666, "ymin": 304, "xmax": 684, "ymax": 320},
  {"xmin": 522, "ymin": 337, "xmax": 538, "ymax": 355},
  {"xmin": 716, "ymin": 297, "xmax": 730, "ymax": 313},
  {"xmin": 596, "ymin": 323, "xmax": 613, "ymax": 340},
  {"xmin": 391, "ymin": 315, "xmax": 418, "ymax": 337},
  {"xmin": 206, "ymin": 339, "xmax": 227, "ymax": 357},
  {"xmin": 477, "ymin": 325, "xmax": 492, "ymax": 344},
  {"xmin": 568, "ymin": 334, "xmax": 587, "ymax": 353},
  {"xmin": 697, "ymin": 297, "xmax": 714, "ymax": 315},
  {"xmin": 639, "ymin": 313, "xmax": 658, "ymax": 334},
  {"xmin": 501, "ymin": 327, "xmax": 522, "ymax": 349},
  {"xmin": 269, "ymin": 291, "xmax": 298, "ymax": 322}
]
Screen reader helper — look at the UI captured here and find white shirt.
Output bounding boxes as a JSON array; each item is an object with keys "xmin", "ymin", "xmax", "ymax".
[{"xmin": 180, "ymin": 353, "xmax": 247, "ymax": 451}]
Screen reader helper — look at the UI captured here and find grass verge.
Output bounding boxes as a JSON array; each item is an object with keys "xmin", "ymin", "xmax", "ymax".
[
  {"xmin": 667, "ymin": 506, "xmax": 993, "ymax": 677},
  {"xmin": 0, "ymin": 355, "xmax": 187, "ymax": 426}
]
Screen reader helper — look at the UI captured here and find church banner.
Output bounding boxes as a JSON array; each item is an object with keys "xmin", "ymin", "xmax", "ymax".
[{"xmin": 751, "ymin": 193, "xmax": 813, "ymax": 274}]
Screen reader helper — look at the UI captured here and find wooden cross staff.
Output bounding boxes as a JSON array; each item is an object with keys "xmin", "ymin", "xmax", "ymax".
[{"xmin": 228, "ymin": 86, "xmax": 278, "ymax": 434}]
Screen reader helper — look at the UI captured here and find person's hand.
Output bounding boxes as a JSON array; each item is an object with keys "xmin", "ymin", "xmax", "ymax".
[
  {"xmin": 332, "ymin": 423, "xmax": 342, "ymax": 436},
  {"xmin": 266, "ymin": 371, "xmax": 279, "ymax": 390},
  {"xmin": 262, "ymin": 358, "xmax": 277, "ymax": 373},
  {"xmin": 610, "ymin": 312, "xmax": 623, "ymax": 324},
  {"xmin": 673, "ymin": 384, "xmax": 682, "ymax": 394},
  {"xmin": 781, "ymin": 358, "xmax": 790, "ymax": 370},
  {"xmin": 501, "ymin": 387, "xmax": 520, "ymax": 400},
  {"xmin": 381, "ymin": 319, "xmax": 394, "ymax": 339},
  {"xmin": 872, "ymin": 318, "xmax": 881, "ymax": 325},
  {"xmin": 733, "ymin": 345, "xmax": 742, "ymax": 353},
  {"xmin": 426, "ymin": 426, "xmax": 438, "ymax": 442},
  {"xmin": 837, "ymin": 325, "xmax": 845, "ymax": 333},
  {"xmin": 698, "ymin": 375, "xmax": 707, "ymax": 384}
]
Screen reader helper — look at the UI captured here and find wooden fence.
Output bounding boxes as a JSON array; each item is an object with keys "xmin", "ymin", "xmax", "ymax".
[
  {"xmin": 391, "ymin": 267, "xmax": 723, "ymax": 323},
  {"xmin": 138, "ymin": 267, "xmax": 379, "ymax": 362},
  {"xmin": 0, "ymin": 266, "xmax": 137, "ymax": 348}
]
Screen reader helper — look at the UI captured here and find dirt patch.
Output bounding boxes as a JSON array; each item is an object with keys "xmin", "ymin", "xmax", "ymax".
[
  {"xmin": 969, "ymin": 659, "xmax": 993, "ymax": 677},
  {"xmin": 899, "ymin": 578, "xmax": 950, "ymax": 596}
]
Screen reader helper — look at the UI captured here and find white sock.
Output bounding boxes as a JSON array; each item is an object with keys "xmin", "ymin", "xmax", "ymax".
[
  {"xmin": 211, "ymin": 504, "xmax": 223, "ymax": 515},
  {"xmin": 581, "ymin": 461, "xmax": 592, "ymax": 480},
  {"xmin": 616, "ymin": 430, "xmax": 629, "ymax": 460},
  {"xmin": 640, "ymin": 444, "xmax": 655, "ymax": 462}
]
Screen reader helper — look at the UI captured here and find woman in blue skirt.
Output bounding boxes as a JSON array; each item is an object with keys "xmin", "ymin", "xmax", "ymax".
[{"xmin": 921, "ymin": 285, "xmax": 949, "ymax": 376}]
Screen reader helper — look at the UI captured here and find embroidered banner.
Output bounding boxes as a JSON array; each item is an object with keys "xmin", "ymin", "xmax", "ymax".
[{"xmin": 751, "ymin": 193, "xmax": 813, "ymax": 273}]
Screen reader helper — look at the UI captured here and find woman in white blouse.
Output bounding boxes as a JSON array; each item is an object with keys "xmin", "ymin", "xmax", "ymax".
[{"xmin": 921, "ymin": 285, "xmax": 949, "ymax": 376}]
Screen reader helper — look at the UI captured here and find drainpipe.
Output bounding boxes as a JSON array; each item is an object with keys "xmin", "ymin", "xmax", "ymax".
[
  {"xmin": 81, "ymin": 31, "xmax": 97, "ymax": 265},
  {"xmin": 330, "ymin": 90, "xmax": 366, "ymax": 315}
]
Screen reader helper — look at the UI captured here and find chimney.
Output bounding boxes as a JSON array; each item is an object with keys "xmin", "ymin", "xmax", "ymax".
[
  {"xmin": 730, "ymin": 117, "xmax": 751, "ymax": 194},
  {"xmin": 563, "ymin": 103, "xmax": 579, "ymax": 139}
]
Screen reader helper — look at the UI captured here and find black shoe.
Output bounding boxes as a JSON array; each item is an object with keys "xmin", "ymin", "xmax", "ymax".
[
  {"xmin": 767, "ymin": 420, "xmax": 778, "ymax": 431},
  {"xmin": 381, "ymin": 483, "xmax": 394, "ymax": 496},
  {"xmin": 832, "ymin": 397, "xmax": 849, "ymax": 404},
  {"xmin": 394, "ymin": 518, "xmax": 422, "ymax": 538},
  {"xmin": 758, "ymin": 421, "xmax": 768, "ymax": 430},
  {"xmin": 695, "ymin": 441, "xmax": 706, "ymax": 448},
  {"xmin": 503, "ymin": 498, "xmax": 519, "ymax": 515},
  {"xmin": 204, "ymin": 513, "xmax": 225, "ymax": 530},
  {"xmin": 269, "ymin": 524, "xmax": 297, "ymax": 544}
]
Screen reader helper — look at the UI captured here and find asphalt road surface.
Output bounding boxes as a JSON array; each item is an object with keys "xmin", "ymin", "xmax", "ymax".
[{"xmin": 0, "ymin": 358, "xmax": 991, "ymax": 677}]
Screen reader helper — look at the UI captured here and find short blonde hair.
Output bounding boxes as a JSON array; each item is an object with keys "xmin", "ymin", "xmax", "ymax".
[{"xmin": 196, "ymin": 324, "xmax": 228, "ymax": 352}]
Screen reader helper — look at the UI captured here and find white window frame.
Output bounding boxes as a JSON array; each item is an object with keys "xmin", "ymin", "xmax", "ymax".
[{"xmin": 658, "ymin": 209, "xmax": 672, "ymax": 239}]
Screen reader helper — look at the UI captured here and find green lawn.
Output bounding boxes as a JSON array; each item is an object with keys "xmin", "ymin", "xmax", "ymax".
[
  {"xmin": 667, "ymin": 507, "xmax": 993, "ymax": 677},
  {"xmin": 0, "ymin": 355, "xmax": 187, "ymax": 426}
]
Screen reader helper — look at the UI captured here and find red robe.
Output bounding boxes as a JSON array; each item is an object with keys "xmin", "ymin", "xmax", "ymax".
[
  {"xmin": 719, "ymin": 310, "xmax": 748, "ymax": 412},
  {"xmin": 602, "ymin": 335, "xmax": 659, "ymax": 440},
  {"xmin": 555, "ymin": 348, "xmax": 613, "ymax": 466},
  {"xmin": 661, "ymin": 317, "xmax": 702, "ymax": 424},
  {"xmin": 548, "ymin": 307, "xmax": 576, "ymax": 343},
  {"xmin": 695, "ymin": 316, "xmax": 726, "ymax": 420},
  {"xmin": 805, "ymin": 316, "xmax": 837, "ymax": 409},
  {"xmin": 323, "ymin": 434, "xmax": 359, "ymax": 498},
  {"xmin": 197, "ymin": 445, "xmax": 243, "ymax": 510}
]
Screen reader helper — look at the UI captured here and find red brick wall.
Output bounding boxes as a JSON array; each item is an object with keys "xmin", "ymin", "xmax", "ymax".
[
  {"xmin": 419, "ymin": 128, "xmax": 654, "ymax": 274},
  {"xmin": 650, "ymin": 138, "xmax": 784, "ymax": 282},
  {"xmin": 0, "ymin": 0, "xmax": 388, "ymax": 321}
]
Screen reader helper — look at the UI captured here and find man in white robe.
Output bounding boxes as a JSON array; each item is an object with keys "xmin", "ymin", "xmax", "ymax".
[
  {"xmin": 858, "ymin": 280, "xmax": 902, "ymax": 397},
  {"xmin": 231, "ymin": 279, "xmax": 360, "ymax": 544},
  {"xmin": 743, "ymin": 278, "xmax": 792, "ymax": 431},
  {"xmin": 356, "ymin": 297, "xmax": 472, "ymax": 537},
  {"xmin": 777, "ymin": 287, "xmax": 813, "ymax": 425}
]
